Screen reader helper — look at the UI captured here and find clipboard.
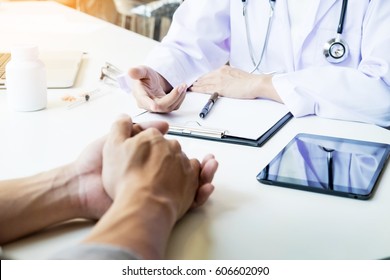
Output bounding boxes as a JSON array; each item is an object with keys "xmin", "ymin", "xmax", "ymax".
[{"xmin": 133, "ymin": 92, "xmax": 293, "ymax": 147}]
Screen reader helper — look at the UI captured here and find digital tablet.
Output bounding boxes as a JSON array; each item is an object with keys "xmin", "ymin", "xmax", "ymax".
[{"xmin": 257, "ymin": 133, "xmax": 390, "ymax": 200}]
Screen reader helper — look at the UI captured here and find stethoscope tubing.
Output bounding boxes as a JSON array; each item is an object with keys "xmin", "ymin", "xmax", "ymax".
[
  {"xmin": 337, "ymin": 0, "xmax": 348, "ymax": 34},
  {"xmin": 242, "ymin": 0, "xmax": 349, "ymax": 71}
]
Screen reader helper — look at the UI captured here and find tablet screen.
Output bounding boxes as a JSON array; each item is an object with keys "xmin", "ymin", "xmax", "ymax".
[{"xmin": 257, "ymin": 133, "xmax": 390, "ymax": 199}]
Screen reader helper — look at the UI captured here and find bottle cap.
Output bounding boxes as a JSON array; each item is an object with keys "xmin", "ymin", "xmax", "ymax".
[{"xmin": 11, "ymin": 45, "xmax": 39, "ymax": 61}]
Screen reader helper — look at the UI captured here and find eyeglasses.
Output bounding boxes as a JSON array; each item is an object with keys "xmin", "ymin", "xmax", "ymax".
[
  {"xmin": 100, "ymin": 62, "xmax": 132, "ymax": 92},
  {"xmin": 100, "ymin": 62, "xmax": 123, "ymax": 85}
]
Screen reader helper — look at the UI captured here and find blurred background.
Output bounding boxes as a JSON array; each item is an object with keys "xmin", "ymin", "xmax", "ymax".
[{"xmin": 1, "ymin": 0, "xmax": 183, "ymax": 41}]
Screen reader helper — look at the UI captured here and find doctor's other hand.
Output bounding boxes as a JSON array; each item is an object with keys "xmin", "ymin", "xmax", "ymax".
[
  {"xmin": 129, "ymin": 66, "xmax": 187, "ymax": 113},
  {"xmin": 190, "ymin": 65, "xmax": 283, "ymax": 103},
  {"xmin": 86, "ymin": 115, "xmax": 218, "ymax": 259}
]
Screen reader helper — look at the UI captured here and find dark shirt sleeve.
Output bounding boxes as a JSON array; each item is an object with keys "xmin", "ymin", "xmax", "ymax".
[{"xmin": 50, "ymin": 243, "xmax": 141, "ymax": 260}]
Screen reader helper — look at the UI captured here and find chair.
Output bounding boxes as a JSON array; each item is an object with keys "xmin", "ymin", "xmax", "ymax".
[{"xmin": 113, "ymin": 0, "xmax": 182, "ymax": 41}]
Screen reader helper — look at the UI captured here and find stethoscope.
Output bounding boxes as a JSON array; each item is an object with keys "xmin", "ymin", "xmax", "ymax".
[
  {"xmin": 242, "ymin": 0, "xmax": 349, "ymax": 73},
  {"xmin": 320, "ymin": 146, "xmax": 335, "ymax": 190}
]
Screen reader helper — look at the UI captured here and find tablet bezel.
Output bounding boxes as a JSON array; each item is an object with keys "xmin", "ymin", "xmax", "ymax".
[{"xmin": 257, "ymin": 133, "xmax": 390, "ymax": 200}]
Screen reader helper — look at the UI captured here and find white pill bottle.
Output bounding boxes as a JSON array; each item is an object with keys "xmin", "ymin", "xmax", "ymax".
[{"xmin": 6, "ymin": 45, "xmax": 47, "ymax": 111}]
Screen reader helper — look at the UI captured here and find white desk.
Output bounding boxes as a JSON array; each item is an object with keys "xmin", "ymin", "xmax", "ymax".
[{"xmin": 1, "ymin": 1, "xmax": 390, "ymax": 260}]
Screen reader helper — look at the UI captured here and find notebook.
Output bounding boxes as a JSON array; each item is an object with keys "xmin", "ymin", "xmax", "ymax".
[{"xmin": 0, "ymin": 50, "xmax": 83, "ymax": 89}]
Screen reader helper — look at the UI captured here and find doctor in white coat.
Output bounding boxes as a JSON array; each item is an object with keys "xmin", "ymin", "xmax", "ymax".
[{"xmin": 129, "ymin": 0, "xmax": 390, "ymax": 127}]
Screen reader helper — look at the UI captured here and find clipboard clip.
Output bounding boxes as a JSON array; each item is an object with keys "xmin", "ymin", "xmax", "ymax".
[{"xmin": 169, "ymin": 124, "xmax": 226, "ymax": 139}]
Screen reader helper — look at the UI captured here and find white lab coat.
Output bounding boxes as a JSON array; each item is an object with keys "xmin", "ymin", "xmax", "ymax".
[{"xmin": 145, "ymin": 0, "xmax": 390, "ymax": 127}]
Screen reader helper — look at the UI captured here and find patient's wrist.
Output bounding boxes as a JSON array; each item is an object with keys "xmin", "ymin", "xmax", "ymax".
[
  {"xmin": 54, "ymin": 164, "xmax": 85, "ymax": 218},
  {"xmin": 85, "ymin": 187, "xmax": 177, "ymax": 259}
]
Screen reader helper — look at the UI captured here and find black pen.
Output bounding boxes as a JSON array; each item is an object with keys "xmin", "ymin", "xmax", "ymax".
[{"xmin": 199, "ymin": 92, "xmax": 219, "ymax": 118}]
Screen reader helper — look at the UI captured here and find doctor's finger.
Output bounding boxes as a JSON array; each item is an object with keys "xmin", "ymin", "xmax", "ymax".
[
  {"xmin": 153, "ymin": 85, "xmax": 186, "ymax": 112},
  {"xmin": 171, "ymin": 87, "xmax": 187, "ymax": 111},
  {"xmin": 132, "ymin": 82, "xmax": 158, "ymax": 111},
  {"xmin": 168, "ymin": 85, "xmax": 187, "ymax": 111},
  {"xmin": 134, "ymin": 92, "xmax": 157, "ymax": 112},
  {"xmin": 128, "ymin": 66, "xmax": 149, "ymax": 80},
  {"xmin": 190, "ymin": 83, "xmax": 219, "ymax": 94}
]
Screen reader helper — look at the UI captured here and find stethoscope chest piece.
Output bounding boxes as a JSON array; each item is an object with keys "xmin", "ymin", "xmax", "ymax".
[
  {"xmin": 323, "ymin": 35, "xmax": 349, "ymax": 63},
  {"xmin": 323, "ymin": 0, "xmax": 349, "ymax": 64}
]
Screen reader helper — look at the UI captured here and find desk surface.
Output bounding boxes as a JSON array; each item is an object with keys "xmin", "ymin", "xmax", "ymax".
[{"xmin": 1, "ymin": 1, "xmax": 390, "ymax": 260}]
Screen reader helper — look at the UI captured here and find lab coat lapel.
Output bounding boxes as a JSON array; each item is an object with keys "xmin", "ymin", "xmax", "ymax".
[
  {"xmin": 271, "ymin": 0, "xmax": 294, "ymax": 72},
  {"xmin": 313, "ymin": 0, "xmax": 339, "ymax": 25},
  {"xmin": 300, "ymin": 0, "xmax": 339, "ymax": 42},
  {"xmin": 293, "ymin": 0, "xmax": 338, "ymax": 68}
]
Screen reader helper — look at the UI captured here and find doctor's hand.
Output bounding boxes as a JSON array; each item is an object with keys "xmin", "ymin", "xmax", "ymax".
[
  {"xmin": 190, "ymin": 65, "xmax": 283, "ymax": 103},
  {"xmin": 129, "ymin": 66, "xmax": 187, "ymax": 113}
]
